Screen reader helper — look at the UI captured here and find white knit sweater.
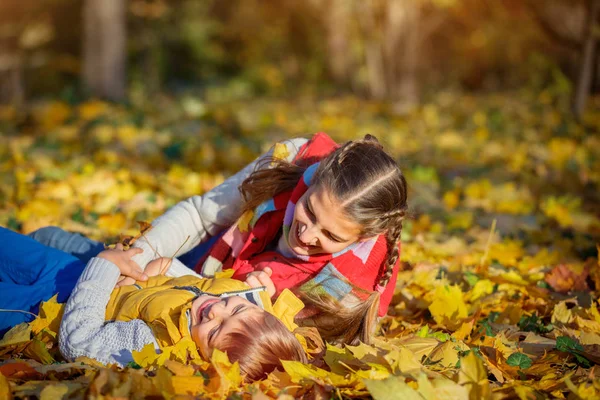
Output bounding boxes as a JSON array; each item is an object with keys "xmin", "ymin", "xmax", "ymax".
[
  {"xmin": 129, "ymin": 137, "xmax": 308, "ymax": 276},
  {"xmin": 59, "ymin": 258, "xmax": 157, "ymax": 366},
  {"xmin": 59, "ymin": 137, "xmax": 308, "ymax": 366}
]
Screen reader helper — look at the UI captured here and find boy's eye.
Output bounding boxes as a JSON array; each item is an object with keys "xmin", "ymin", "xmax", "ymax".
[
  {"xmin": 232, "ymin": 305, "xmax": 245, "ymax": 315},
  {"xmin": 208, "ymin": 325, "xmax": 220, "ymax": 345}
]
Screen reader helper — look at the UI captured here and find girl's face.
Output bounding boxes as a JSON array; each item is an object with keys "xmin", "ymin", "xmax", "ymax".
[
  {"xmin": 190, "ymin": 295, "xmax": 262, "ymax": 359},
  {"xmin": 289, "ymin": 185, "xmax": 363, "ymax": 256}
]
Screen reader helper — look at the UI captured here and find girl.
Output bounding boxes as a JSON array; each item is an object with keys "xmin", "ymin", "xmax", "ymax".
[
  {"xmin": 0, "ymin": 227, "xmax": 307, "ymax": 381},
  {"xmin": 32, "ymin": 132, "xmax": 408, "ymax": 345}
]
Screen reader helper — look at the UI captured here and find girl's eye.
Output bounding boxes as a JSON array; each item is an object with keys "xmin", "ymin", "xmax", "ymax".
[
  {"xmin": 304, "ymin": 199, "xmax": 316, "ymax": 221},
  {"xmin": 327, "ymin": 233, "xmax": 342, "ymax": 243}
]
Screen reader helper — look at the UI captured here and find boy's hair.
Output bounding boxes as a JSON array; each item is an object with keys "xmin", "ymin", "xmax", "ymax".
[
  {"xmin": 239, "ymin": 134, "xmax": 408, "ymax": 344},
  {"xmin": 218, "ymin": 311, "xmax": 308, "ymax": 381}
]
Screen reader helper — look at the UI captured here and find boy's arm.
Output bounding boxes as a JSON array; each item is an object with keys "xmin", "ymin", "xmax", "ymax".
[
  {"xmin": 59, "ymin": 257, "xmax": 158, "ymax": 367},
  {"xmin": 130, "ymin": 138, "xmax": 309, "ymax": 272}
]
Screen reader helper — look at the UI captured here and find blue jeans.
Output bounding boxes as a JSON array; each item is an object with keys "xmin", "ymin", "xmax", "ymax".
[
  {"xmin": 28, "ymin": 227, "xmax": 217, "ymax": 270},
  {"xmin": 0, "ymin": 227, "xmax": 86, "ymax": 335}
]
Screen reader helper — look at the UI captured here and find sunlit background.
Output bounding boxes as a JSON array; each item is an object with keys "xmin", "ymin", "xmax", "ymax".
[{"xmin": 1, "ymin": 1, "xmax": 600, "ymax": 397}]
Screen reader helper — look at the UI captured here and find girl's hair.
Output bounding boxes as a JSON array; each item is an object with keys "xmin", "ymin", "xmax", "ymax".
[
  {"xmin": 312, "ymin": 134, "xmax": 408, "ymax": 288},
  {"xmin": 296, "ymin": 290, "xmax": 380, "ymax": 345},
  {"xmin": 239, "ymin": 134, "xmax": 408, "ymax": 344},
  {"xmin": 240, "ymin": 134, "xmax": 408, "ymax": 289},
  {"xmin": 218, "ymin": 311, "xmax": 308, "ymax": 381}
]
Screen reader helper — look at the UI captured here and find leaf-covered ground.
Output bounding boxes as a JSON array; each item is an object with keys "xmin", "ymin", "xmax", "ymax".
[{"xmin": 0, "ymin": 91, "xmax": 599, "ymax": 399}]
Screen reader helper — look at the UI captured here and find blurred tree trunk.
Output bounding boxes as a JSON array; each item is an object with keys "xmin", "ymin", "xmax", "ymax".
[
  {"xmin": 526, "ymin": 0, "xmax": 599, "ymax": 119},
  {"xmin": 357, "ymin": 0, "xmax": 446, "ymax": 112},
  {"xmin": 0, "ymin": 38, "xmax": 24, "ymax": 105},
  {"xmin": 573, "ymin": 0, "xmax": 599, "ymax": 118},
  {"xmin": 326, "ymin": 0, "xmax": 351, "ymax": 85},
  {"xmin": 83, "ymin": 0, "xmax": 126, "ymax": 101}
]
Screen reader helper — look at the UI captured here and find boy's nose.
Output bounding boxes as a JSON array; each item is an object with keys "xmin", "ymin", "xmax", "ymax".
[{"xmin": 207, "ymin": 303, "xmax": 224, "ymax": 319}]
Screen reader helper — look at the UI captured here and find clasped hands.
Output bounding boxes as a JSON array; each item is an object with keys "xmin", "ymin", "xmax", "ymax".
[
  {"xmin": 98, "ymin": 243, "xmax": 277, "ymax": 297},
  {"xmin": 98, "ymin": 244, "xmax": 172, "ymax": 287}
]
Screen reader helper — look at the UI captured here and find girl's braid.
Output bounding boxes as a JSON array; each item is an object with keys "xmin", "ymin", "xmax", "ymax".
[
  {"xmin": 337, "ymin": 134, "xmax": 382, "ymax": 165},
  {"xmin": 379, "ymin": 207, "xmax": 406, "ymax": 288}
]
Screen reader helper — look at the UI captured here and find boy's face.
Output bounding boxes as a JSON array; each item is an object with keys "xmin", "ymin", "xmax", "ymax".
[{"xmin": 190, "ymin": 295, "xmax": 263, "ymax": 359}]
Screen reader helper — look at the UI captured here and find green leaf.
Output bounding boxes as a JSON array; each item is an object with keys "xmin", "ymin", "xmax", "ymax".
[
  {"xmin": 555, "ymin": 336, "xmax": 591, "ymax": 368},
  {"xmin": 555, "ymin": 336, "xmax": 583, "ymax": 353},
  {"xmin": 506, "ymin": 353, "xmax": 532, "ymax": 369},
  {"xmin": 464, "ymin": 271, "xmax": 480, "ymax": 287}
]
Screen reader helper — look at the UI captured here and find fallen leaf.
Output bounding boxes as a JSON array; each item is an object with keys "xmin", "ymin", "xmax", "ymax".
[
  {"xmin": 0, "ymin": 323, "xmax": 31, "ymax": 347},
  {"xmin": 429, "ymin": 285, "xmax": 468, "ymax": 329},
  {"xmin": 545, "ymin": 264, "xmax": 589, "ymax": 293},
  {"xmin": 30, "ymin": 294, "xmax": 64, "ymax": 336}
]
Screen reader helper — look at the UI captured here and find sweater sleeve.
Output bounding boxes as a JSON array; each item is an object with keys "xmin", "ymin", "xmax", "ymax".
[
  {"xmin": 59, "ymin": 258, "xmax": 158, "ymax": 367},
  {"xmin": 131, "ymin": 137, "xmax": 309, "ymax": 271}
]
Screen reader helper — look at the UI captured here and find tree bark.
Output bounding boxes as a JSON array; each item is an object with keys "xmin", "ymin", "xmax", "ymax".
[
  {"xmin": 83, "ymin": 0, "xmax": 127, "ymax": 101},
  {"xmin": 573, "ymin": 0, "xmax": 600, "ymax": 119}
]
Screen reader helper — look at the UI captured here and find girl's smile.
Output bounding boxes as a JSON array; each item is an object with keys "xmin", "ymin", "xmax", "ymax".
[{"xmin": 288, "ymin": 186, "xmax": 363, "ymax": 256}]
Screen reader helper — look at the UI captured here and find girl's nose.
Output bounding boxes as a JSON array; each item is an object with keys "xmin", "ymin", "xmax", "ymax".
[{"xmin": 299, "ymin": 223, "xmax": 319, "ymax": 246}]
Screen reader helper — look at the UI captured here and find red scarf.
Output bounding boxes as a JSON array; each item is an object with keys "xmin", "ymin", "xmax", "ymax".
[{"xmin": 194, "ymin": 133, "xmax": 400, "ymax": 316}]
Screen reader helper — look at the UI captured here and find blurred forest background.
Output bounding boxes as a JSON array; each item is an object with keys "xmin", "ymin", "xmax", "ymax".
[
  {"xmin": 2, "ymin": 1, "xmax": 600, "ymax": 398},
  {"xmin": 0, "ymin": 0, "xmax": 598, "ymax": 117}
]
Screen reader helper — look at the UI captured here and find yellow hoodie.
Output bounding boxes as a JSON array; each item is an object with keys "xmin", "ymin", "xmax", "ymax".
[{"xmin": 104, "ymin": 275, "xmax": 303, "ymax": 348}]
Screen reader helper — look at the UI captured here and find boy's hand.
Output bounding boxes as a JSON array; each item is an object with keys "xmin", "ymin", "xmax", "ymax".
[
  {"xmin": 145, "ymin": 257, "xmax": 173, "ymax": 276},
  {"xmin": 98, "ymin": 244, "xmax": 148, "ymax": 282},
  {"xmin": 116, "ymin": 257, "xmax": 172, "ymax": 287},
  {"xmin": 244, "ymin": 267, "xmax": 276, "ymax": 298}
]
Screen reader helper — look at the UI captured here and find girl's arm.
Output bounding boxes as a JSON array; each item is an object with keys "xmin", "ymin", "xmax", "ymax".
[
  {"xmin": 59, "ymin": 256, "xmax": 157, "ymax": 366},
  {"xmin": 131, "ymin": 137, "xmax": 308, "ymax": 276}
]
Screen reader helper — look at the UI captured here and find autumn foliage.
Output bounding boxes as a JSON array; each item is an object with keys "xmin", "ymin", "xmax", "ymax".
[{"xmin": 0, "ymin": 90, "xmax": 599, "ymax": 398}]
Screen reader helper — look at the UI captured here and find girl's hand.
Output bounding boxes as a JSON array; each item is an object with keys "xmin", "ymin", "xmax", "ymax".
[
  {"xmin": 98, "ymin": 244, "xmax": 148, "ymax": 282},
  {"xmin": 244, "ymin": 267, "xmax": 276, "ymax": 298}
]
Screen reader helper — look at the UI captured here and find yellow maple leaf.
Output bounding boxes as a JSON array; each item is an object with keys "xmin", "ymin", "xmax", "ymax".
[
  {"xmin": 0, "ymin": 323, "xmax": 31, "ymax": 347},
  {"xmin": 453, "ymin": 319, "xmax": 475, "ymax": 341},
  {"xmin": 164, "ymin": 359, "xmax": 195, "ymax": 377},
  {"xmin": 211, "ymin": 348, "xmax": 242, "ymax": 393},
  {"xmin": 469, "ymin": 279, "xmax": 495, "ymax": 302},
  {"xmin": 281, "ymin": 360, "xmax": 355, "ymax": 386},
  {"xmin": 272, "ymin": 142, "xmax": 290, "ymax": 161},
  {"xmin": 171, "ymin": 337, "xmax": 201, "ymax": 362},
  {"xmin": 428, "ymin": 341, "xmax": 469, "ymax": 368},
  {"xmin": 96, "ymin": 213, "xmax": 127, "ymax": 236},
  {"xmin": 416, "ymin": 373, "xmax": 470, "ymax": 399},
  {"xmin": 551, "ymin": 301, "xmax": 574, "ymax": 325},
  {"xmin": 364, "ymin": 376, "xmax": 421, "ymax": 400},
  {"xmin": 29, "ymin": 294, "xmax": 64, "ymax": 336},
  {"xmin": 132, "ymin": 343, "xmax": 160, "ymax": 368},
  {"xmin": 384, "ymin": 347, "xmax": 422, "ymax": 374},
  {"xmin": 237, "ymin": 210, "xmax": 254, "ymax": 233},
  {"xmin": 458, "ymin": 351, "xmax": 491, "ymax": 400},
  {"xmin": 429, "ymin": 285, "xmax": 468, "ymax": 329},
  {"xmin": 171, "ymin": 376, "xmax": 207, "ymax": 397},
  {"xmin": 443, "ymin": 189, "xmax": 460, "ymax": 210}
]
